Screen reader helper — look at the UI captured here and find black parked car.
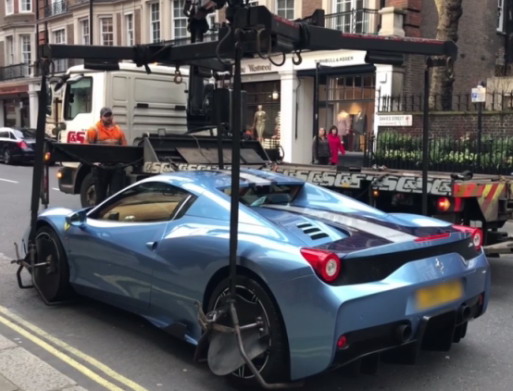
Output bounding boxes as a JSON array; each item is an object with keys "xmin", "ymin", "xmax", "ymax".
[{"xmin": 0, "ymin": 127, "xmax": 36, "ymax": 164}]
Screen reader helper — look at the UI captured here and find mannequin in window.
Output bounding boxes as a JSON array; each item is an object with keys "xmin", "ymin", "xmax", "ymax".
[
  {"xmin": 336, "ymin": 109, "xmax": 352, "ymax": 148},
  {"xmin": 253, "ymin": 105, "xmax": 267, "ymax": 141}
]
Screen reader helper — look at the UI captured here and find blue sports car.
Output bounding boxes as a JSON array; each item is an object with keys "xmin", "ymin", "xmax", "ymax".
[{"xmin": 25, "ymin": 169, "xmax": 490, "ymax": 387}]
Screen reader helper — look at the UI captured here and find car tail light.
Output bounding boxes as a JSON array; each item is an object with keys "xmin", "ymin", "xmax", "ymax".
[
  {"xmin": 453, "ymin": 225, "xmax": 483, "ymax": 251},
  {"xmin": 17, "ymin": 140, "xmax": 28, "ymax": 149},
  {"xmin": 300, "ymin": 248, "xmax": 341, "ymax": 282}
]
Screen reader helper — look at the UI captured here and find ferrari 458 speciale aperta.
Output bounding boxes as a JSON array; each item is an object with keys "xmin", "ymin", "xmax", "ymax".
[{"xmin": 24, "ymin": 169, "xmax": 490, "ymax": 387}]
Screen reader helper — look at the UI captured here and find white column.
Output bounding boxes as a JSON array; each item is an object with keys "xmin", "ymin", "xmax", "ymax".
[
  {"xmin": 29, "ymin": 84, "xmax": 39, "ymax": 129},
  {"xmin": 374, "ymin": 64, "xmax": 405, "ymax": 137},
  {"xmin": 279, "ymin": 69, "xmax": 313, "ymax": 164},
  {"xmin": 279, "ymin": 69, "xmax": 296, "ymax": 163},
  {"xmin": 0, "ymin": 101, "xmax": 4, "ymax": 127}
]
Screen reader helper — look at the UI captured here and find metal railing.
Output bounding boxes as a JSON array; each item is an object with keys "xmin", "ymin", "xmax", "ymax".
[
  {"xmin": 324, "ymin": 8, "xmax": 380, "ymax": 34},
  {"xmin": 0, "ymin": 63, "xmax": 30, "ymax": 81},
  {"xmin": 373, "ymin": 130, "xmax": 513, "ymax": 175},
  {"xmin": 45, "ymin": 0, "xmax": 68, "ymax": 17},
  {"xmin": 378, "ymin": 92, "xmax": 513, "ymax": 112}
]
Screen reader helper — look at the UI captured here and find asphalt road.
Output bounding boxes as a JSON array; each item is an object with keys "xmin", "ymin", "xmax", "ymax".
[{"xmin": 1, "ymin": 163, "xmax": 513, "ymax": 391}]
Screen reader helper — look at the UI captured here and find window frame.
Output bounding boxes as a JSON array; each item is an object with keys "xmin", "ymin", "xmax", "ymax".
[
  {"xmin": 100, "ymin": 16, "xmax": 114, "ymax": 46},
  {"xmin": 150, "ymin": 2, "xmax": 161, "ymax": 43},
  {"xmin": 5, "ymin": 0, "xmax": 14, "ymax": 15},
  {"xmin": 89, "ymin": 181, "xmax": 196, "ymax": 223},
  {"xmin": 63, "ymin": 76, "xmax": 93, "ymax": 120},
  {"xmin": 5, "ymin": 35, "xmax": 14, "ymax": 65},
  {"xmin": 20, "ymin": 34, "xmax": 31, "ymax": 69},
  {"xmin": 80, "ymin": 19, "xmax": 90, "ymax": 45},
  {"xmin": 19, "ymin": 0, "xmax": 32, "ymax": 12},
  {"xmin": 276, "ymin": 0, "xmax": 295, "ymax": 20},
  {"xmin": 172, "ymin": 0, "xmax": 188, "ymax": 40},
  {"xmin": 125, "ymin": 13, "xmax": 134, "ymax": 46}
]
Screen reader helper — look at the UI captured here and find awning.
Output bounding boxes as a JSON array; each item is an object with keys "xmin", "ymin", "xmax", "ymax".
[{"xmin": 297, "ymin": 64, "xmax": 375, "ymax": 77}]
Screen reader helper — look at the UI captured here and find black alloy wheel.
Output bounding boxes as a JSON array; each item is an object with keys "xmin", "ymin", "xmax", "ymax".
[{"xmin": 34, "ymin": 226, "xmax": 73, "ymax": 302}]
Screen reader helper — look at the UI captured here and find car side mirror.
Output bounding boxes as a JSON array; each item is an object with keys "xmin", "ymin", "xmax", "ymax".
[{"xmin": 66, "ymin": 209, "xmax": 87, "ymax": 227}]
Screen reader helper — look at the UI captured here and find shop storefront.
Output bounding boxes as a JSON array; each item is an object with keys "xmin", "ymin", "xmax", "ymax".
[
  {"xmin": 0, "ymin": 83, "xmax": 30, "ymax": 128},
  {"xmin": 239, "ymin": 48, "xmax": 398, "ymax": 164}
]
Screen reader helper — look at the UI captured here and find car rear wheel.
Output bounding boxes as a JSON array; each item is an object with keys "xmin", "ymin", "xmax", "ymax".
[
  {"xmin": 208, "ymin": 276, "xmax": 289, "ymax": 387},
  {"xmin": 80, "ymin": 172, "xmax": 97, "ymax": 207},
  {"xmin": 34, "ymin": 226, "xmax": 73, "ymax": 302},
  {"xmin": 3, "ymin": 149, "xmax": 11, "ymax": 164}
]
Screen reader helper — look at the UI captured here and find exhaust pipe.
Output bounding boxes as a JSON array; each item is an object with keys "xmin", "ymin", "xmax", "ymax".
[
  {"xmin": 394, "ymin": 323, "xmax": 412, "ymax": 343},
  {"xmin": 459, "ymin": 304, "xmax": 472, "ymax": 322}
]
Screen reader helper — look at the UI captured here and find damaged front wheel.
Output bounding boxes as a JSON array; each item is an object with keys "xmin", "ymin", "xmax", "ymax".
[{"xmin": 207, "ymin": 276, "xmax": 289, "ymax": 388}]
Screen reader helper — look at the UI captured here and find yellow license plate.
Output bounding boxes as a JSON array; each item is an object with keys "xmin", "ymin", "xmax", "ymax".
[{"xmin": 416, "ymin": 280, "xmax": 463, "ymax": 310}]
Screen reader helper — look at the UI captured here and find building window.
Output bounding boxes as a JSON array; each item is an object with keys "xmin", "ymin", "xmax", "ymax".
[
  {"xmin": 19, "ymin": 0, "xmax": 31, "ymax": 12},
  {"xmin": 276, "ymin": 0, "xmax": 294, "ymax": 20},
  {"xmin": 5, "ymin": 0, "xmax": 13, "ymax": 15},
  {"xmin": 100, "ymin": 17, "xmax": 114, "ymax": 46},
  {"xmin": 53, "ymin": 29, "xmax": 66, "ymax": 44},
  {"xmin": 150, "ymin": 2, "xmax": 160, "ymax": 43},
  {"xmin": 20, "ymin": 35, "xmax": 31, "ymax": 65},
  {"xmin": 5, "ymin": 36, "xmax": 14, "ymax": 65},
  {"xmin": 126, "ymin": 14, "xmax": 134, "ymax": 45},
  {"xmin": 173, "ymin": 0, "xmax": 188, "ymax": 39},
  {"xmin": 332, "ymin": 0, "xmax": 374, "ymax": 34},
  {"xmin": 81, "ymin": 19, "xmax": 90, "ymax": 45}
]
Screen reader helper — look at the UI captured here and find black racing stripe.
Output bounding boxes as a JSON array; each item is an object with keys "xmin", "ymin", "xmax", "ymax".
[{"xmin": 334, "ymin": 237, "xmax": 479, "ymax": 285}]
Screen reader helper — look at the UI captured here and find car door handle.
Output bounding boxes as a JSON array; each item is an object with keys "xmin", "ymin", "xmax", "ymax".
[{"xmin": 146, "ymin": 241, "xmax": 158, "ymax": 250}]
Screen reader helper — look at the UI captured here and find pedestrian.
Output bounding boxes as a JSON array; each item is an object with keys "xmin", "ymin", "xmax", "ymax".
[
  {"xmin": 84, "ymin": 107, "xmax": 128, "ymax": 204},
  {"xmin": 312, "ymin": 127, "xmax": 330, "ymax": 165},
  {"xmin": 327, "ymin": 125, "xmax": 346, "ymax": 165}
]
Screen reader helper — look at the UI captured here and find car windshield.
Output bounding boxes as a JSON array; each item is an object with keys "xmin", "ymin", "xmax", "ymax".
[{"xmin": 221, "ymin": 184, "xmax": 302, "ymax": 207}]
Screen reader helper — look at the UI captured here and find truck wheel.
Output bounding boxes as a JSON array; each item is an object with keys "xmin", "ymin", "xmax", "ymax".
[
  {"xmin": 34, "ymin": 226, "xmax": 73, "ymax": 302},
  {"xmin": 208, "ymin": 276, "xmax": 289, "ymax": 387},
  {"xmin": 80, "ymin": 172, "xmax": 97, "ymax": 207}
]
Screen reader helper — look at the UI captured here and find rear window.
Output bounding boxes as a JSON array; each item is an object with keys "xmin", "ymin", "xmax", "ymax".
[
  {"xmin": 221, "ymin": 184, "xmax": 302, "ymax": 207},
  {"xmin": 14, "ymin": 129, "xmax": 36, "ymax": 139}
]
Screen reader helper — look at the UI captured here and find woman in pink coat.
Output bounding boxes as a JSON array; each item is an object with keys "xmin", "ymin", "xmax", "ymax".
[{"xmin": 327, "ymin": 125, "xmax": 346, "ymax": 165}]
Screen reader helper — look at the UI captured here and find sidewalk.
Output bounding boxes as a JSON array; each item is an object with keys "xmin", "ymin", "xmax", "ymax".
[{"xmin": 0, "ymin": 333, "xmax": 87, "ymax": 391}]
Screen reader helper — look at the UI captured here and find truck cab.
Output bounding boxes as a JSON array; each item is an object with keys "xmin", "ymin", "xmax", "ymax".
[{"xmin": 55, "ymin": 63, "xmax": 190, "ymax": 145}]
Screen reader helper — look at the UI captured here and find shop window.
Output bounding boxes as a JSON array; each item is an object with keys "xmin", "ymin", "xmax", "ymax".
[{"xmin": 242, "ymin": 81, "xmax": 281, "ymax": 140}]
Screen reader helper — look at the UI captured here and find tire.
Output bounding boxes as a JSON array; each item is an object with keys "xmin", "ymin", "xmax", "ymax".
[
  {"xmin": 80, "ymin": 172, "xmax": 97, "ymax": 207},
  {"xmin": 34, "ymin": 226, "xmax": 73, "ymax": 302},
  {"xmin": 3, "ymin": 149, "xmax": 11, "ymax": 165},
  {"xmin": 208, "ymin": 276, "xmax": 289, "ymax": 387}
]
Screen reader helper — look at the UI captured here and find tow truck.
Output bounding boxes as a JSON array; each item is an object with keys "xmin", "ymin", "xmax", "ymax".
[{"xmin": 13, "ymin": 0, "xmax": 511, "ymax": 388}]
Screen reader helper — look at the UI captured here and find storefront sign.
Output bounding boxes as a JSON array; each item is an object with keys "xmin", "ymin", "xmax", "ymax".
[
  {"xmin": 316, "ymin": 56, "xmax": 355, "ymax": 66},
  {"xmin": 241, "ymin": 64, "xmax": 274, "ymax": 73},
  {"xmin": 377, "ymin": 115, "xmax": 413, "ymax": 126}
]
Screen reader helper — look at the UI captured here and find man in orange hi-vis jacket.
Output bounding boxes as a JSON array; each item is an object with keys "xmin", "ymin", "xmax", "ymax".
[
  {"xmin": 85, "ymin": 107, "xmax": 127, "ymax": 146},
  {"xmin": 85, "ymin": 107, "xmax": 128, "ymax": 205}
]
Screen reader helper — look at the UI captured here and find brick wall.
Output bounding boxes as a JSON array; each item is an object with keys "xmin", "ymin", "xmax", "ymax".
[
  {"xmin": 301, "ymin": 0, "xmax": 322, "ymax": 18},
  {"xmin": 420, "ymin": 0, "xmax": 501, "ymax": 96}
]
